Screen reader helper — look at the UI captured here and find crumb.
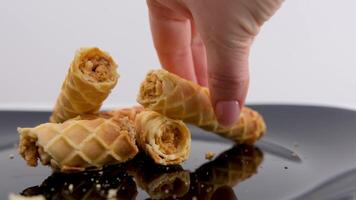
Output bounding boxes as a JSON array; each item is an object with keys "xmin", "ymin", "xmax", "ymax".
[
  {"xmin": 165, "ymin": 189, "xmax": 169, "ymax": 194},
  {"xmin": 9, "ymin": 154, "xmax": 14, "ymax": 159},
  {"xmin": 205, "ymin": 152, "xmax": 215, "ymax": 160},
  {"xmin": 192, "ymin": 196, "xmax": 198, "ymax": 200},
  {"xmin": 107, "ymin": 189, "xmax": 118, "ymax": 198},
  {"xmin": 96, "ymin": 184, "xmax": 101, "ymax": 189},
  {"xmin": 68, "ymin": 184, "xmax": 73, "ymax": 192}
]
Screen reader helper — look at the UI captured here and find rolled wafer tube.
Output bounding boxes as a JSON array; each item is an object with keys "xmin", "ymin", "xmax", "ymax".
[
  {"xmin": 137, "ymin": 69, "xmax": 266, "ymax": 144},
  {"xmin": 135, "ymin": 110, "xmax": 191, "ymax": 165},
  {"xmin": 50, "ymin": 47, "xmax": 119, "ymax": 123},
  {"xmin": 18, "ymin": 117, "xmax": 138, "ymax": 172},
  {"xmin": 103, "ymin": 106, "xmax": 144, "ymax": 122}
]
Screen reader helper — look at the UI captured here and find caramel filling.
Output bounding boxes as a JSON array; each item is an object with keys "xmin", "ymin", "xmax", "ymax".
[
  {"xmin": 79, "ymin": 55, "xmax": 114, "ymax": 82},
  {"xmin": 19, "ymin": 133, "xmax": 40, "ymax": 167},
  {"xmin": 140, "ymin": 73, "xmax": 163, "ymax": 102},
  {"xmin": 157, "ymin": 125, "xmax": 182, "ymax": 155}
]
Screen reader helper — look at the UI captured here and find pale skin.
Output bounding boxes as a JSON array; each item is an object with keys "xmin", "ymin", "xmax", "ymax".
[{"xmin": 147, "ymin": 0, "xmax": 284, "ymax": 127}]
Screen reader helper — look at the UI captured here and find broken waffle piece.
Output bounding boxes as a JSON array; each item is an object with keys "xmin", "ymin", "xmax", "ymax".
[
  {"xmin": 50, "ymin": 47, "xmax": 119, "ymax": 123},
  {"xmin": 18, "ymin": 117, "xmax": 138, "ymax": 172},
  {"xmin": 137, "ymin": 69, "xmax": 266, "ymax": 144},
  {"xmin": 205, "ymin": 152, "xmax": 215, "ymax": 160},
  {"xmin": 135, "ymin": 110, "xmax": 191, "ymax": 165}
]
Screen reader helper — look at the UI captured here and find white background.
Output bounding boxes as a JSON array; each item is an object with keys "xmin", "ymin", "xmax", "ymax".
[{"xmin": 0, "ymin": 0, "xmax": 355, "ymax": 111}]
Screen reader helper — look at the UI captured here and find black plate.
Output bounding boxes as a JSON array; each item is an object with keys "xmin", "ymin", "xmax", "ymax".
[{"xmin": 1, "ymin": 105, "xmax": 356, "ymax": 200}]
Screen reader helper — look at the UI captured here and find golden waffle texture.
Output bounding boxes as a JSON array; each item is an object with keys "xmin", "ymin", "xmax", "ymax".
[
  {"xmin": 135, "ymin": 110, "xmax": 191, "ymax": 165},
  {"xmin": 138, "ymin": 69, "xmax": 266, "ymax": 144},
  {"xmin": 50, "ymin": 47, "xmax": 119, "ymax": 123},
  {"xmin": 18, "ymin": 117, "xmax": 138, "ymax": 172}
]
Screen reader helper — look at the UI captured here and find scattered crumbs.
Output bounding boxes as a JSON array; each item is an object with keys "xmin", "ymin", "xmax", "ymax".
[
  {"xmin": 205, "ymin": 152, "xmax": 215, "ymax": 160},
  {"xmin": 82, "ymin": 188, "xmax": 86, "ymax": 192},
  {"xmin": 90, "ymin": 178, "xmax": 94, "ymax": 182},
  {"xmin": 165, "ymin": 189, "xmax": 169, "ymax": 194},
  {"xmin": 68, "ymin": 184, "xmax": 73, "ymax": 192},
  {"xmin": 200, "ymin": 184, "xmax": 205, "ymax": 188},
  {"xmin": 99, "ymin": 171, "xmax": 103, "ymax": 175},
  {"xmin": 192, "ymin": 196, "xmax": 198, "ymax": 200},
  {"xmin": 284, "ymin": 166, "xmax": 288, "ymax": 170},
  {"xmin": 50, "ymin": 188, "xmax": 55, "ymax": 192},
  {"xmin": 9, "ymin": 154, "xmax": 14, "ymax": 159},
  {"xmin": 172, "ymin": 194, "xmax": 177, "ymax": 199},
  {"xmin": 121, "ymin": 186, "xmax": 125, "ymax": 190},
  {"xmin": 96, "ymin": 184, "xmax": 101, "ymax": 189},
  {"xmin": 107, "ymin": 189, "xmax": 118, "ymax": 198},
  {"xmin": 166, "ymin": 166, "xmax": 170, "ymax": 170}
]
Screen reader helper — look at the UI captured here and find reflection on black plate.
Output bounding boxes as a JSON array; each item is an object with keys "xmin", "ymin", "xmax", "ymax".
[{"xmin": 20, "ymin": 145, "xmax": 263, "ymax": 200}]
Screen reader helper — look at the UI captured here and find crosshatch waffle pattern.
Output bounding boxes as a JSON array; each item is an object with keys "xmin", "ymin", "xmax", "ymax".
[
  {"xmin": 138, "ymin": 69, "xmax": 266, "ymax": 144},
  {"xmin": 49, "ymin": 47, "xmax": 119, "ymax": 123},
  {"xmin": 18, "ymin": 117, "xmax": 138, "ymax": 172}
]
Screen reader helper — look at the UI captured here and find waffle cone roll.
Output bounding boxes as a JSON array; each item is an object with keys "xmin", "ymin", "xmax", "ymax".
[
  {"xmin": 50, "ymin": 47, "xmax": 119, "ymax": 123},
  {"xmin": 137, "ymin": 69, "xmax": 266, "ymax": 144},
  {"xmin": 104, "ymin": 106, "xmax": 144, "ymax": 122},
  {"xmin": 18, "ymin": 117, "xmax": 138, "ymax": 172},
  {"xmin": 135, "ymin": 110, "xmax": 191, "ymax": 165}
]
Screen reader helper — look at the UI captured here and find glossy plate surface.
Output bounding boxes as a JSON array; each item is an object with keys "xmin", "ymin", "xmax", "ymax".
[{"xmin": 1, "ymin": 105, "xmax": 356, "ymax": 200}]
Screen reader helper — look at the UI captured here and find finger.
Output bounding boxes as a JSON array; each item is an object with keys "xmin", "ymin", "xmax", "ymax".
[
  {"xmin": 191, "ymin": 22, "xmax": 208, "ymax": 86},
  {"xmin": 206, "ymin": 38, "xmax": 251, "ymax": 127},
  {"xmin": 189, "ymin": 1, "xmax": 253, "ymax": 127},
  {"xmin": 147, "ymin": 0, "xmax": 196, "ymax": 82}
]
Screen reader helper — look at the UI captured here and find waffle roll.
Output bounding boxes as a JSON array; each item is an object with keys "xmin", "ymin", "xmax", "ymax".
[
  {"xmin": 137, "ymin": 69, "xmax": 266, "ymax": 144},
  {"xmin": 18, "ymin": 117, "xmax": 138, "ymax": 172},
  {"xmin": 50, "ymin": 47, "xmax": 119, "ymax": 123},
  {"xmin": 135, "ymin": 110, "xmax": 191, "ymax": 165}
]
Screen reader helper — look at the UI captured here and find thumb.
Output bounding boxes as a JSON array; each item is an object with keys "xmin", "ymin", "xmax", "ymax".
[{"xmin": 206, "ymin": 37, "xmax": 251, "ymax": 127}]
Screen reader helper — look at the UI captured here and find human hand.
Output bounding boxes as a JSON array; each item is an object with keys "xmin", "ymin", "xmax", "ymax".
[{"xmin": 147, "ymin": 0, "xmax": 284, "ymax": 127}]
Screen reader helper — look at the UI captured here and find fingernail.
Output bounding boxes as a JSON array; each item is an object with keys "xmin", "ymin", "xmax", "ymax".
[{"xmin": 215, "ymin": 100, "xmax": 240, "ymax": 127}]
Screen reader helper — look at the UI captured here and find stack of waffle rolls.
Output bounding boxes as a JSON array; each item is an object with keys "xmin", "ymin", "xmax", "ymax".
[
  {"xmin": 18, "ymin": 106, "xmax": 191, "ymax": 170},
  {"xmin": 137, "ymin": 69, "xmax": 266, "ymax": 144},
  {"xmin": 50, "ymin": 47, "xmax": 119, "ymax": 123}
]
